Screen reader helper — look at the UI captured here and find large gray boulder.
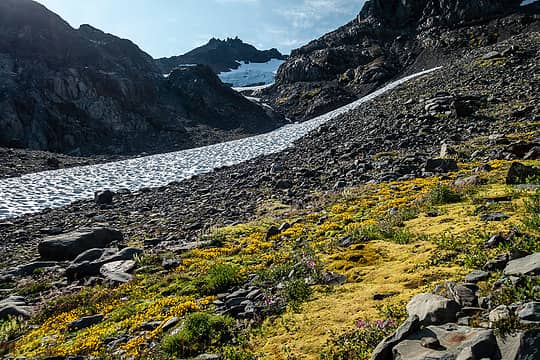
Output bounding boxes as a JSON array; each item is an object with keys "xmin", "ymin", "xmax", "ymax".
[
  {"xmin": 504, "ymin": 253, "xmax": 540, "ymax": 276},
  {"xmin": 406, "ymin": 293, "xmax": 460, "ymax": 326},
  {"xmin": 0, "ymin": 296, "xmax": 31, "ymax": 320},
  {"xmin": 371, "ymin": 315, "xmax": 420, "ymax": 360},
  {"xmin": 393, "ymin": 324, "xmax": 498, "ymax": 360},
  {"xmin": 497, "ymin": 329, "xmax": 540, "ymax": 360},
  {"xmin": 518, "ymin": 302, "xmax": 540, "ymax": 323},
  {"xmin": 38, "ymin": 228, "xmax": 123, "ymax": 261},
  {"xmin": 65, "ymin": 247, "xmax": 142, "ymax": 281}
]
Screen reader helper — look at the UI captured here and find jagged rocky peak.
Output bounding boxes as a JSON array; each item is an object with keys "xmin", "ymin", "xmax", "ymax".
[
  {"xmin": 156, "ymin": 37, "xmax": 287, "ymax": 74},
  {"xmin": 358, "ymin": 0, "xmax": 523, "ymax": 29}
]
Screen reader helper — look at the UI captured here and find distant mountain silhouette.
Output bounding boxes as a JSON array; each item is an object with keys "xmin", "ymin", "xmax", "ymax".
[{"xmin": 156, "ymin": 37, "xmax": 287, "ymax": 74}]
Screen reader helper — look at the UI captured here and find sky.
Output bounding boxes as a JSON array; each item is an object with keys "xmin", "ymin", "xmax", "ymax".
[{"xmin": 35, "ymin": 0, "xmax": 366, "ymax": 58}]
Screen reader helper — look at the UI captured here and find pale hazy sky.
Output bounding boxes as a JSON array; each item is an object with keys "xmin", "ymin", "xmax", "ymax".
[{"xmin": 35, "ymin": 0, "xmax": 366, "ymax": 58}]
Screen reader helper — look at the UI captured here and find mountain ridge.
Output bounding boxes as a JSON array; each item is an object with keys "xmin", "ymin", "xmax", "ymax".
[
  {"xmin": 156, "ymin": 37, "xmax": 287, "ymax": 74},
  {"xmin": 263, "ymin": 0, "xmax": 540, "ymax": 121}
]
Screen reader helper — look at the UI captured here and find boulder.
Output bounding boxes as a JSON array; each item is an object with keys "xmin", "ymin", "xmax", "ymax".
[
  {"xmin": 65, "ymin": 247, "xmax": 142, "ymax": 281},
  {"xmin": 452, "ymin": 284, "xmax": 479, "ymax": 307},
  {"xmin": 504, "ymin": 253, "xmax": 540, "ymax": 276},
  {"xmin": 489, "ymin": 305, "xmax": 511, "ymax": 323},
  {"xmin": 480, "ymin": 213, "xmax": 510, "ymax": 222},
  {"xmin": 371, "ymin": 315, "xmax": 420, "ymax": 360},
  {"xmin": 406, "ymin": 293, "xmax": 460, "ymax": 326},
  {"xmin": 8, "ymin": 261, "xmax": 58, "ymax": 277},
  {"xmin": 517, "ymin": 302, "xmax": 540, "ymax": 323},
  {"xmin": 39, "ymin": 228, "xmax": 123, "ymax": 261},
  {"xmin": 0, "ymin": 297, "xmax": 31, "ymax": 320},
  {"xmin": 68, "ymin": 314, "xmax": 103, "ymax": 331},
  {"xmin": 393, "ymin": 324, "xmax": 498, "ymax": 360},
  {"xmin": 524, "ymin": 146, "xmax": 540, "ymax": 160},
  {"xmin": 100, "ymin": 260, "xmax": 136, "ymax": 277},
  {"xmin": 73, "ymin": 248, "xmax": 110, "ymax": 264},
  {"xmin": 497, "ymin": 329, "xmax": 540, "ymax": 360},
  {"xmin": 454, "ymin": 175, "xmax": 482, "ymax": 188},
  {"xmin": 94, "ymin": 190, "xmax": 114, "ymax": 205},
  {"xmin": 0, "ymin": 305, "xmax": 31, "ymax": 320},
  {"xmin": 464, "ymin": 270, "xmax": 489, "ymax": 283},
  {"xmin": 506, "ymin": 162, "xmax": 540, "ymax": 185},
  {"xmin": 425, "ymin": 158, "xmax": 459, "ymax": 173}
]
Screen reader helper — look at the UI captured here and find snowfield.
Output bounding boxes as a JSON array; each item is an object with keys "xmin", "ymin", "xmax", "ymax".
[
  {"xmin": 218, "ymin": 59, "xmax": 285, "ymax": 87},
  {"xmin": 0, "ymin": 68, "xmax": 441, "ymax": 219}
]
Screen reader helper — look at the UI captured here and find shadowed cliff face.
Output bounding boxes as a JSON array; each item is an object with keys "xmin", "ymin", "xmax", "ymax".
[
  {"xmin": 266, "ymin": 0, "xmax": 535, "ymax": 121},
  {"xmin": 359, "ymin": 0, "xmax": 522, "ymax": 28},
  {"xmin": 0, "ymin": 0, "xmax": 284, "ymax": 156}
]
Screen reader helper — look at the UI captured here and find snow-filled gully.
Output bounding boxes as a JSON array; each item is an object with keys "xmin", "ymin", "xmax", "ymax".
[{"xmin": 0, "ymin": 68, "xmax": 441, "ymax": 220}]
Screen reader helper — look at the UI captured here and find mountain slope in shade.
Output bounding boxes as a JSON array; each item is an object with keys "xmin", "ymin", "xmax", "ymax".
[
  {"xmin": 156, "ymin": 37, "xmax": 287, "ymax": 75},
  {"xmin": 0, "ymin": 0, "xmax": 284, "ymax": 155},
  {"xmin": 264, "ymin": 0, "xmax": 540, "ymax": 121}
]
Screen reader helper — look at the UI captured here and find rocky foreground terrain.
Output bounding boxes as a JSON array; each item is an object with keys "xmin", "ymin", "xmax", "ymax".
[
  {"xmin": 0, "ymin": 18, "xmax": 539, "ymax": 358},
  {"xmin": 0, "ymin": 0, "xmax": 284, "ymax": 156}
]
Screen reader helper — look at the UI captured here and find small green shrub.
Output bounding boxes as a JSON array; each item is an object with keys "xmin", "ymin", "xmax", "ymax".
[
  {"xmin": 523, "ymin": 191, "xmax": 540, "ymax": 231},
  {"xmin": 376, "ymin": 302, "xmax": 407, "ymax": 323},
  {"xmin": 462, "ymin": 247, "xmax": 490, "ymax": 269},
  {"xmin": 493, "ymin": 315, "xmax": 521, "ymax": 337},
  {"xmin": 16, "ymin": 281, "xmax": 51, "ymax": 298},
  {"xmin": 161, "ymin": 312, "xmax": 234, "ymax": 357},
  {"xmin": 491, "ymin": 277, "xmax": 540, "ymax": 308},
  {"xmin": 0, "ymin": 317, "xmax": 22, "ymax": 344},
  {"xmin": 319, "ymin": 320, "xmax": 397, "ymax": 360},
  {"xmin": 284, "ymin": 278, "xmax": 312, "ymax": 311},
  {"xmin": 204, "ymin": 264, "xmax": 243, "ymax": 294},
  {"xmin": 428, "ymin": 185, "xmax": 462, "ymax": 205}
]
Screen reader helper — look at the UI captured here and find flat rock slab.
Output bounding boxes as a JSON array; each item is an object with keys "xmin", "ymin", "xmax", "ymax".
[
  {"xmin": 100, "ymin": 260, "xmax": 136, "ymax": 276},
  {"xmin": 504, "ymin": 253, "xmax": 540, "ymax": 276},
  {"xmin": 38, "ymin": 228, "xmax": 123, "ymax": 261},
  {"xmin": 480, "ymin": 213, "xmax": 510, "ymax": 222},
  {"xmin": 393, "ymin": 324, "xmax": 497, "ymax": 360},
  {"xmin": 68, "ymin": 314, "xmax": 103, "ymax": 331},
  {"xmin": 464, "ymin": 270, "xmax": 489, "ymax": 283},
  {"xmin": 7, "ymin": 261, "xmax": 58, "ymax": 277},
  {"xmin": 497, "ymin": 329, "xmax": 540, "ymax": 360}
]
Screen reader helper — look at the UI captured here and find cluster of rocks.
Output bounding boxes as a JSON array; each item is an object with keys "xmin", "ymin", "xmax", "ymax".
[
  {"xmin": 0, "ymin": 227, "xmax": 143, "ymax": 322},
  {"xmin": 213, "ymin": 286, "xmax": 273, "ymax": 321},
  {"xmin": 372, "ymin": 251, "xmax": 540, "ymax": 360}
]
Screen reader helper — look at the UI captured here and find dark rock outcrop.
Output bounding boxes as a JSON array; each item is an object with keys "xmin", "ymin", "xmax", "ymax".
[
  {"xmin": 0, "ymin": 1, "xmax": 284, "ymax": 155},
  {"xmin": 265, "ymin": 0, "xmax": 538, "ymax": 120},
  {"xmin": 38, "ymin": 228, "xmax": 123, "ymax": 261},
  {"xmin": 156, "ymin": 37, "xmax": 287, "ymax": 74}
]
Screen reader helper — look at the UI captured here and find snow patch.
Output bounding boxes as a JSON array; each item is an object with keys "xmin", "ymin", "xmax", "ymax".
[
  {"xmin": 218, "ymin": 59, "xmax": 285, "ymax": 87},
  {"xmin": 521, "ymin": 0, "xmax": 538, "ymax": 5},
  {"xmin": 0, "ymin": 67, "xmax": 441, "ymax": 219}
]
